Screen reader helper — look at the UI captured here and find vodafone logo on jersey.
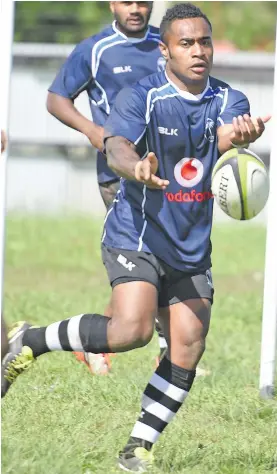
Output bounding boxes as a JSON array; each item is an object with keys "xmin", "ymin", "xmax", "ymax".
[
  {"xmin": 174, "ymin": 158, "xmax": 203, "ymax": 188},
  {"xmin": 165, "ymin": 157, "xmax": 213, "ymax": 203}
]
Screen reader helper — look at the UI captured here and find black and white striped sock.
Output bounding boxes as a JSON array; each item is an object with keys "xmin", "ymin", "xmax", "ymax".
[
  {"xmin": 129, "ymin": 356, "xmax": 195, "ymax": 447},
  {"xmin": 22, "ymin": 313, "xmax": 111, "ymax": 357}
]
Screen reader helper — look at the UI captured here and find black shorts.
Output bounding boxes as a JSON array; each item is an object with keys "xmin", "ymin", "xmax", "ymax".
[{"xmin": 102, "ymin": 244, "xmax": 214, "ymax": 307}]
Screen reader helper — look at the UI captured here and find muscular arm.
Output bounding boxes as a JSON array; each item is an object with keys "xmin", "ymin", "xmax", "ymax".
[
  {"xmin": 106, "ymin": 136, "xmax": 169, "ymax": 189},
  {"xmin": 106, "ymin": 136, "xmax": 139, "ymax": 180},
  {"xmin": 46, "ymin": 92, "xmax": 104, "ymax": 151}
]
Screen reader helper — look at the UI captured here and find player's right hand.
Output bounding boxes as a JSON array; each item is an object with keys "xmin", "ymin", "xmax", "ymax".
[{"xmin": 134, "ymin": 152, "xmax": 169, "ymax": 190}]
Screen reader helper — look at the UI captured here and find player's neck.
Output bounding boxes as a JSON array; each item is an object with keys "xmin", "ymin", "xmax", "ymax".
[
  {"xmin": 166, "ymin": 68, "xmax": 208, "ymax": 96},
  {"xmin": 114, "ymin": 21, "xmax": 148, "ymax": 39}
]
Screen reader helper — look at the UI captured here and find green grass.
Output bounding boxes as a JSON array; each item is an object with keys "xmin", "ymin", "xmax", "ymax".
[{"xmin": 2, "ymin": 216, "xmax": 277, "ymax": 474}]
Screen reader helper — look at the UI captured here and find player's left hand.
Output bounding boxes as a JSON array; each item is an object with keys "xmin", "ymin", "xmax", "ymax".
[{"xmin": 230, "ymin": 114, "xmax": 271, "ymax": 147}]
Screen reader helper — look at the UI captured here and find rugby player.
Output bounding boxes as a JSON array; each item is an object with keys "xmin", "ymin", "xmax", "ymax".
[
  {"xmin": 2, "ymin": 3, "xmax": 270, "ymax": 471},
  {"xmin": 47, "ymin": 0, "xmax": 168, "ymax": 373}
]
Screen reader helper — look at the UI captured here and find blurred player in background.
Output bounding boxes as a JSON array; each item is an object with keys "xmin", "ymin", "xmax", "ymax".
[
  {"xmin": 47, "ymin": 0, "xmax": 168, "ymax": 374},
  {"xmin": 2, "ymin": 3, "xmax": 270, "ymax": 470}
]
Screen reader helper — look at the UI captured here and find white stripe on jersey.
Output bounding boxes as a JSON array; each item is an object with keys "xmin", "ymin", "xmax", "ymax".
[
  {"xmin": 220, "ymin": 88, "xmax": 229, "ymax": 115},
  {"xmin": 91, "ymin": 32, "xmax": 118, "ymax": 76},
  {"xmin": 93, "ymin": 39, "xmax": 126, "ymax": 77},
  {"xmin": 101, "ymin": 190, "xmax": 121, "ymax": 243},
  {"xmin": 91, "ymin": 32, "xmax": 126, "ymax": 114},
  {"xmin": 94, "ymin": 80, "xmax": 111, "ymax": 114},
  {"xmin": 145, "ymin": 83, "xmax": 171, "ymax": 123},
  {"xmin": 149, "ymin": 92, "xmax": 179, "ymax": 117},
  {"xmin": 137, "ymin": 185, "xmax": 147, "ymax": 252}
]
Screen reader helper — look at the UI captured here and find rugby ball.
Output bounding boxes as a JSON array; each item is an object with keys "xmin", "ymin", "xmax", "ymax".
[{"xmin": 211, "ymin": 148, "xmax": 269, "ymax": 220}]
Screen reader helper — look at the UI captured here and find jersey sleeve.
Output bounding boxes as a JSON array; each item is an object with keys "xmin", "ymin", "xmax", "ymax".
[
  {"xmin": 104, "ymin": 87, "xmax": 147, "ymax": 144},
  {"xmin": 217, "ymin": 88, "xmax": 250, "ymax": 127},
  {"xmin": 48, "ymin": 39, "xmax": 93, "ymax": 99}
]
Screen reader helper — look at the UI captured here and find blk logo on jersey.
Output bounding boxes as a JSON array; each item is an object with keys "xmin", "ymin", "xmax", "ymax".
[
  {"xmin": 174, "ymin": 158, "xmax": 203, "ymax": 188},
  {"xmin": 113, "ymin": 65, "xmax": 132, "ymax": 74},
  {"xmin": 204, "ymin": 118, "xmax": 215, "ymax": 143},
  {"xmin": 158, "ymin": 127, "xmax": 178, "ymax": 136}
]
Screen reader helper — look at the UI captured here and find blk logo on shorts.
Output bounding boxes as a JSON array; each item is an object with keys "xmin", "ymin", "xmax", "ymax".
[{"xmin": 117, "ymin": 254, "xmax": 136, "ymax": 272}]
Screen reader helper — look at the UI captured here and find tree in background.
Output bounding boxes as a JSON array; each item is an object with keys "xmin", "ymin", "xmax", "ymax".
[
  {"xmin": 14, "ymin": 1, "xmax": 111, "ymax": 44},
  {"xmin": 185, "ymin": 1, "xmax": 277, "ymax": 52},
  {"xmin": 15, "ymin": 1, "xmax": 277, "ymax": 52}
]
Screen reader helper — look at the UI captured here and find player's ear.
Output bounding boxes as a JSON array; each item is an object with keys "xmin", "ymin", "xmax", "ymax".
[{"xmin": 159, "ymin": 42, "xmax": 169, "ymax": 62}]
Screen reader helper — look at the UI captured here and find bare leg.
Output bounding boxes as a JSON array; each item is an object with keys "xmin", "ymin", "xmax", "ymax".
[
  {"xmin": 159, "ymin": 298, "xmax": 211, "ymax": 368},
  {"xmin": 119, "ymin": 297, "xmax": 211, "ymax": 468}
]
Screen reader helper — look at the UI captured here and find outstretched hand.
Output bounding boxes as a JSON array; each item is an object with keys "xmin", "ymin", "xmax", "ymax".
[
  {"xmin": 230, "ymin": 114, "xmax": 271, "ymax": 147},
  {"xmin": 135, "ymin": 152, "xmax": 169, "ymax": 190}
]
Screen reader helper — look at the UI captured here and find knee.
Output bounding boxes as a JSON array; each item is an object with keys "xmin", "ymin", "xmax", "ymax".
[
  {"xmin": 127, "ymin": 320, "xmax": 154, "ymax": 348},
  {"xmin": 191, "ymin": 337, "xmax": 206, "ymax": 357},
  {"xmin": 110, "ymin": 316, "xmax": 154, "ymax": 349},
  {"xmin": 179, "ymin": 336, "xmax": 206, "ymax": 361}
]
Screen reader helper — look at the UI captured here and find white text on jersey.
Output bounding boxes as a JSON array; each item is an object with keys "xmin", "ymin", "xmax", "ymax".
[
  {"xmin": 113, "ymin": 66, "xmax": 132, "ymax": 74},
  {"xmin": 158, "ymin": 127, "xmax": 178, "ymax": 136}
]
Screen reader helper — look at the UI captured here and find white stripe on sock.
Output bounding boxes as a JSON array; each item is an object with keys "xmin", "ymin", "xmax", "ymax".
[
  {"xmin": 158, "ymin": 336, "xmax": 167, "ymax": 349},
  {"xmin": 142, "ymin": 394, "xmax": 175, "ymax": 423},
  {"xmin": 150, "ymin": 373, "xmax": 188, "ymax": 402},
  {"xmin": 131, "ymin": 421, "xmax": 160, "ymax": 444},
  {"xmin": 45, "ymin": 321, "xmax": 62, "ymax": 351},
  {"xmin": 67, "ymin": 314, "xmax": 83, "ymax": 351}
]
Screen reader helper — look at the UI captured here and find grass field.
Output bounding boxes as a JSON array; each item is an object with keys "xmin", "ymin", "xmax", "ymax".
[{"xmin": 2, "ymin": 216, "xmax": 277, "ymax": 474}]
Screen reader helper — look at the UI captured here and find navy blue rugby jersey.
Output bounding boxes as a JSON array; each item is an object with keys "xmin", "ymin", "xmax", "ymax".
[
  {"xmin": 103, "ymin": 70, "xmax": 250, "ymax": 272},
  {"xmin": 48, "ymin": 21, "xmax": 164, "ymax": 183}
]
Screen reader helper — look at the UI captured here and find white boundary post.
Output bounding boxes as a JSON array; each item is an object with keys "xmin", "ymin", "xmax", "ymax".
[
  {"xmin": 0, "ymin": 0, "xmax": 15, "ymax": 315},
  {"xmin": 259, "ymin": 24, "xmax": 277, "ymax": 399}
]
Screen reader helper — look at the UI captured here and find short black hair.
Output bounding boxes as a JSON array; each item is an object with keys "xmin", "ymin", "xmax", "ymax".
[{"xmin": 160, "ymin": 3, "xmax": 212, "ymax": 43}]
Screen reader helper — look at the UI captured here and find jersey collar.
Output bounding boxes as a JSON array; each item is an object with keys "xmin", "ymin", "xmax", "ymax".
[
  {"xmin": 112, "ymin": 20, "xmax": 150, "ymax": 43},
  {"xmin": 165, "ymin": 71, "xmax": 210, "ymax": 101}
]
